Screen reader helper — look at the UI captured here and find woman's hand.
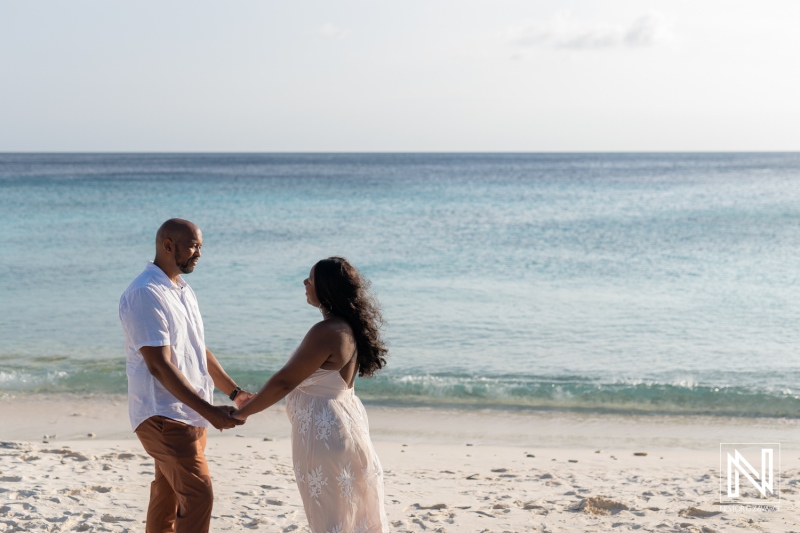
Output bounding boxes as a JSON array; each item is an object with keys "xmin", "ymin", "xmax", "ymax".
[
  {"xmin": 231, "ymin": 410, "xmax": 248, "ymax": 422},
  {"xmin": 234, "ymin": 391, "xmax": 255, "ymax": 409}
]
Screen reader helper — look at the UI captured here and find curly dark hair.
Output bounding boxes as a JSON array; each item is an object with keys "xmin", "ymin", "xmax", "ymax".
[{"xmin": 313, "ymin": 257, "xmax": 388, "ymax": 377}]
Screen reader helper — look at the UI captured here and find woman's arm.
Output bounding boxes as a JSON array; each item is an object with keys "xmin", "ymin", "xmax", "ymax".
[{"xmin": 233, "ymin": 321, "xmax": 335, "ymax": 419}]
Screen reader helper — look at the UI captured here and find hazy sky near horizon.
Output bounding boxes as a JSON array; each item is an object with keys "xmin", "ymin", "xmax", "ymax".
[{"xmin": 1, "ymin": 1, "xmax": 798, "ymax": 152}]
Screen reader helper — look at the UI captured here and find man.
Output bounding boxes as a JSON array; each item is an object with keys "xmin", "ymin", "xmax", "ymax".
[{"xmin": 119, "ymin": 218, "xmax": 253, "ymax": 533}]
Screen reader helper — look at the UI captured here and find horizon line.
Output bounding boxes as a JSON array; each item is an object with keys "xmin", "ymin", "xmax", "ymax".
[{"xmin": 1, "ymin": 150, "xmax": 799, "ymax": 155}]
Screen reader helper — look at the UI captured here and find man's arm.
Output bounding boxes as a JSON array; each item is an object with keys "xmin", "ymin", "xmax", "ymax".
[
  {"xmin": 140, "ymin": 346, "xmax": 242, "ymax": 431},
  {"xmin": 206, "ymin": 348, "xmax": 254, "ymax": 408}
]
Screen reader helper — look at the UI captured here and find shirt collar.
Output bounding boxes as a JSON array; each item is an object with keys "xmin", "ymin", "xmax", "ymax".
[{"xmin": 146, "ymin": 261, "xmax": 187, "ymax": 291}]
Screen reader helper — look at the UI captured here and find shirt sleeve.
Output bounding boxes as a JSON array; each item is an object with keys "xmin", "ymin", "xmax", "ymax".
[{"xmin": 119, "ymin": 287, "xmax": 171, "ymax": 350}]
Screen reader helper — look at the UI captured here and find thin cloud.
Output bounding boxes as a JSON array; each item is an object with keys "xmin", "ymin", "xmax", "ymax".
[
  {"xmin": 623, "ymin": 13, "xmax": 670, "ymax": 47},
  {"xmin": 316, "ymin": 23, "xmax": 349, "ymax": 41},
  {"xmin": 508, "ymin": 12, "xmax": 673, "ymax": 51}
]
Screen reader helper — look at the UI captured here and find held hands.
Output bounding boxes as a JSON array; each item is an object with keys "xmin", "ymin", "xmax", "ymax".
[
  {"xmin": 204, "ymin": 389, "xmax": 255, "ymax": 428},
  {"xmin": 204, "ymin": 388, "xmax": 254, "ymax": 430},
  {"xmin": 207, "ymin": 405, "xmax": 245, "ymax": 432}
]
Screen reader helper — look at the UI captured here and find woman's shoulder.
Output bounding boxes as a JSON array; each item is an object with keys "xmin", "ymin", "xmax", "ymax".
[{"xmin": 306, "ymin": 316, "xmax": 352, "ymax": 340}]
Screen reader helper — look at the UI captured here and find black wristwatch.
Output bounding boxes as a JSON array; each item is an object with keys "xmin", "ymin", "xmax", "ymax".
[{"xmin": 229, "ymin": 386, "xmax": 242, "ymax": 401}]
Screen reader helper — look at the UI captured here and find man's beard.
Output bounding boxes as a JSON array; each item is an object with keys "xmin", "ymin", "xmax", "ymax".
[{"xmin": 174, "ymin": 246, "xmax": 196, "ymax": 274}]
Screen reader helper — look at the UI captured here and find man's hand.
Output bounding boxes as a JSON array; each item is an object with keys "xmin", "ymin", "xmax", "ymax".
[
  {"xmin": 206, "ymin": 405, "xmax": 245, "ymax": 431},
  {"xmin": 234, "ymin": 391, "xmax": 255, "ymax": 409}
]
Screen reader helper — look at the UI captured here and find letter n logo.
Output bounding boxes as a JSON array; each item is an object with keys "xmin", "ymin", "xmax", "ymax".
[{"xmin": 719, "ymin": 443, "xmax": 780, "ymax": 505}]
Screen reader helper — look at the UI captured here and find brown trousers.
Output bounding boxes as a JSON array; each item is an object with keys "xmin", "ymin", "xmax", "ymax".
[{"xmin": 135, "ymin": 416, "xmax": 213, "ymax": 533}]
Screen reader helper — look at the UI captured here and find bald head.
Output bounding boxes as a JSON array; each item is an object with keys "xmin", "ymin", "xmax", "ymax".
[
  {"xmin": 154, "ymin": 218, "xmax": 203, "ymax": 280},
  {"xmin": 156, "ymin": 218, "xmax": 200, "ymax": 244}
]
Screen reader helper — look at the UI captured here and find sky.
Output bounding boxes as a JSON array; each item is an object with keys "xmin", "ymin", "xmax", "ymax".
[{"xmin": 1, "ymin": 0, "xmax": 798, "ymax": 152}]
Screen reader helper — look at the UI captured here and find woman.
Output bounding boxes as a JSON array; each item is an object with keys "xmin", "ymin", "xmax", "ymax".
[{"xmin": 233, "ymin": 257, "xmax": 389, "ymax": 533}]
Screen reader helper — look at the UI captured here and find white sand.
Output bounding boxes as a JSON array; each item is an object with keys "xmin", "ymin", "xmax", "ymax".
[{"xmin": 1, "ymin": 393, "xmax": 798, "ymax": 532}]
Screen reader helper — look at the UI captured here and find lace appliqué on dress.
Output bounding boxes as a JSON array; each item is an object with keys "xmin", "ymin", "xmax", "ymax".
[
  {"xmin": 315, "ymin": 404, "xmax": 337, "ymax": 450},
  {"xmin": 307, "ymin": 465, "xmax": 328, "ymax": 506},
  {"xmin": 336, "ymin": 462, "xmax": 355, "ymax": 505},
  {"xmin": 296, "ymin": 401, "xmax": 314, "ymax": 444},
  {"xmin": 363, "ymin": 461, "xmax": 382, "ymax": 489}
]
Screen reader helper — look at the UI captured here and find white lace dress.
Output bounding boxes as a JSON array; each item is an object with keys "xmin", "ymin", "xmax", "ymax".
[{"xmin": 286, "ymin": 368, "xmax": 388, "ymax": 533}]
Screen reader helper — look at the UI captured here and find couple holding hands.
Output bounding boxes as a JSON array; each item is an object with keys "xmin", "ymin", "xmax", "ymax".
[{"xmin": 119, "ymin": 218, "xmax": 388, "ymax": 533}]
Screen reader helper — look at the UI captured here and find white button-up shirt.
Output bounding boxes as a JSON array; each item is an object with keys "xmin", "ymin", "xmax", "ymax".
[{"xmin": 119, "ymin": 262, "xmax": 214, "ymax": 431}]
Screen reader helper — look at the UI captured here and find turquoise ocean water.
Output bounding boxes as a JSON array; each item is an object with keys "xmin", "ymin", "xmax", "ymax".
[{"xmin": 1, "ymin": 153, "xmax": 799, "ymax": 417}]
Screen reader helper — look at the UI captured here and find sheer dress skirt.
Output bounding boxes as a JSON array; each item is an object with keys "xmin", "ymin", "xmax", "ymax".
[{"xmin": 286, "ymin": 369, "xmax": 388, "ymax": 533}]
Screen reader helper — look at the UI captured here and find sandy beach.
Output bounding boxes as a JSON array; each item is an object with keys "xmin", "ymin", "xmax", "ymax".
[{"xmin": 1, "ymin": 394, "xmax": 798, "ymax": 532}]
